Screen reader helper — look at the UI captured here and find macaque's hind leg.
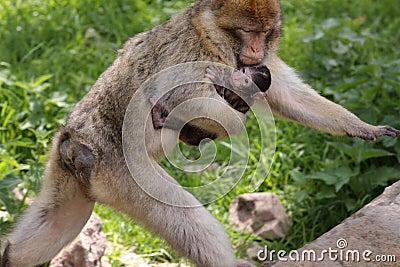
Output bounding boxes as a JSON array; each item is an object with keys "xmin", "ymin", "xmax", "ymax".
[
  {"xmin": 1, "ymin": 131, "xmax": 95, "ymax": 266},
  {"xmin": 92, "ymin": 163, "xmax": 237, "ymax": 267}
]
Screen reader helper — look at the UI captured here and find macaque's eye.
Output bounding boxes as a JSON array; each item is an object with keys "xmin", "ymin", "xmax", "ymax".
[
  {"xmin": 240, "ymin": 28, "xmax": 251, "ymax": 33},
  {"xmin": 241, "ymin": 68, "xmax": 246, "ymax": 73},
  {"xmin": 244, "ymin": 78, "xmax": 249, "ymax": 84}
]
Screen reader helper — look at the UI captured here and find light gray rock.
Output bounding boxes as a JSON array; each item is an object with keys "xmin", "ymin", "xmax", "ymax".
[
  {"xmin": 263, "ymin": 181, "xmax": 400, "ymax": 267},
  {"xmin": 229, "ymin": 193, "xmax": 289, "ymax": 240},
  {"xmin": 246, "ymin": 244, "xmax": 264, "ymax": 262},
  {"xmin": 50, "ymin": 213, "xmax": 106, "ymax": 267}
]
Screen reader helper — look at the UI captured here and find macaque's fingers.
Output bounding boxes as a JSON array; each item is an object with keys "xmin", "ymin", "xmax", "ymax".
[
  {"xmin": 378, "ymin": 125, "xmax": 400, "ymax": 137},
  {"xmin": 208, "ymin": 65, "xmax": 223, "ymax": 75},
  {"xmin": 357, "ymin": 133, "xmax": 379, "ymax": 142},
  {"xmin": 351, "ymin": 125, "xmax": 400, "ymax": 141},
  {"xmin": 204, "ymin": 72, "xmax": 215, "ymax": 80},
  {"xmin": 367, "ymin": 125, "xmax": 400, "ymax": 141},
  {"xmin": 205, "ymin": 66, "xmax": 225, "ymax": 86},
  {"xmin": 204, "ymin": 65, "xmax": 219, "ymax": 79}
]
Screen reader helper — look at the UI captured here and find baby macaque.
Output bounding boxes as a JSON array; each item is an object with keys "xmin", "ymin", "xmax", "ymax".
[
  {"xmin": 205, "ymin": 65, "xmax": 271, "ymax": 113},
  {"xmin": 150, "ymin": 65, "xmax": 272, "ymax": 146}
]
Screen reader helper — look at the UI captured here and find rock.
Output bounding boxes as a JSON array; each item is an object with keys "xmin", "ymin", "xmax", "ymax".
[
  {"xmin": 263, "ymin": 181, "xmax": 400, "ymax": 267},
  {"xmin": 229, "ymin": 193, "xmax": 289, "ymax": 240},
  {"xmin": 50, "ymin": 213, "xmax": 107, "ymax": 267},
  {"xmin": 236, "ymin": 258, "xmax": 257, "ymax": 267},
  {"xmin": 246, "ymin": 244, "xmax": 264, "ymax": 261}
]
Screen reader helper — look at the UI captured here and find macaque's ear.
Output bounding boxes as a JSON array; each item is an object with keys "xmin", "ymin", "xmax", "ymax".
[{"xmin": 210, "ymin": 0, "xmax": 225, "ymax": 10}]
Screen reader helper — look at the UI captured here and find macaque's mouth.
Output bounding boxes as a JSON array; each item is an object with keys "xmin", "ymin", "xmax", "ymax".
[{"xmin": 239, "ymin": 54, "xmax": 264, "ymax": 65}]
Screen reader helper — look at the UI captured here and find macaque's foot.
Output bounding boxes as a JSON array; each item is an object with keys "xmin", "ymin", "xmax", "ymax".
[
  {"xmin": 352, "ymin": 125, "xmax": 400, "ymax": 141},
  {"xmin": 59, "ymin": 133, "xmax": 95, "ymax": 182}
]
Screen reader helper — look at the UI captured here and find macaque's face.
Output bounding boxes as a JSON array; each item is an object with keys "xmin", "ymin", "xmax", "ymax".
[
  {"xmin": 230, "ymin": 67, "xmax": 252, "ymax": 89},
  {"xmin": 236, "ymin": 28, "xmax": 271, "ymax": 65},
  {"xmin": 213, "ymin": 0, "xmax": 281, "ymax": 65}
]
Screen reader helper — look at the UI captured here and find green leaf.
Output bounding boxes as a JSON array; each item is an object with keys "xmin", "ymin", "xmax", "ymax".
[
  {"xmin": 361, "ymin": 167, "xmax": 400, "ymax": 188},
  {"xmin": 327, "ymin": 141, "xmax": 354, "ymax": 154},
  {"xmin": 328, "ymin": 141, "xmax": 394, "ymax": 164},
  {"xmin": 294, "ymin": 189, "xmax": 308, "ymax": 202},
  {"xmin": 322, "ymin": 18, "xmax": 339, "ymax": 29},
  {"xmin": 31, "ymin": 74, "xmax": 53, "ymax": 89},
  {"xmin": 309, "ymin": 171, "xmax": 337, "ymax": 185},
  {"xmin": 359, "ymin": 148, "xmax": 393, "ymax": 162},
  {"xmin": 290, "ymin": 170, "xmax": 308, "ymax": 185},
  {"xmin": 334, "ymin": 166, "xmax": 358, "ymax": 191},
  {"xmin": 339, "ymin": 27, "xmax": 365, "ymax": 44},
  {"xmin": 395, "ymin": 143, "xmax": 400, "ymax": 163},
  {"xmin": 309, "ymin": 166, "xmax": 358, "ymax": 192},
  {"xmin": 315, "ymin": 186, "xmax": 336, "ymax": 200},
  {"xmin": 332, "ymin": 41, "xmax": 349, "ymax": 55},
  {"xmin": 303, "ymin": 29, "xmax": 324, "ymax": 43},
  {"xmin": 334, "ymin": 77, "xmax": 369, "ymax": 91},
  {"xmin": 345, "ymin": 198, "xmax": 357, "ymax": 212}
]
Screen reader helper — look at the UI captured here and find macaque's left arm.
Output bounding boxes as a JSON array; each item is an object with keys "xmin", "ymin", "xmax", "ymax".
[{"xmin": 264, "ymin": 55, "xmax": 400, "ymax": 141}]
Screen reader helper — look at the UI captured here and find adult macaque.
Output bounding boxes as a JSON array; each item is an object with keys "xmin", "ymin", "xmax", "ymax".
[
  {"xmin": 151, "ymin": 65, "xmax": 272, "ymax": 146},
  {"xmin": 2, "ymin": 0, "xmax": 399, "ymax": 266}
]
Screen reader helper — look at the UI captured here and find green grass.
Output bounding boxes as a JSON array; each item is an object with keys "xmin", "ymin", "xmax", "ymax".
[{"xmin": 1, "ymin": 0, "xmax": 400, "ymax": 265}]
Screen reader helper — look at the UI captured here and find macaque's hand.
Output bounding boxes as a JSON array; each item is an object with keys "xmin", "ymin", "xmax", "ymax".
[
  {"xmin": 350, "ymin": 125, "xmax": 400, "ymax": 141},
  {"xmin": 205, "ymin": 65, "xmax": 226, "ymax": 88},
  {"xmin": 205, "ymin": 65, "xmax": 227, "ymax": 100}
]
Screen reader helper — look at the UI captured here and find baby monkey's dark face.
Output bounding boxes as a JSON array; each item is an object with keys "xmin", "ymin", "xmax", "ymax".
[{"xmin": 219, "ymin": 65, "xmax": 272, "ymax": 114}]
